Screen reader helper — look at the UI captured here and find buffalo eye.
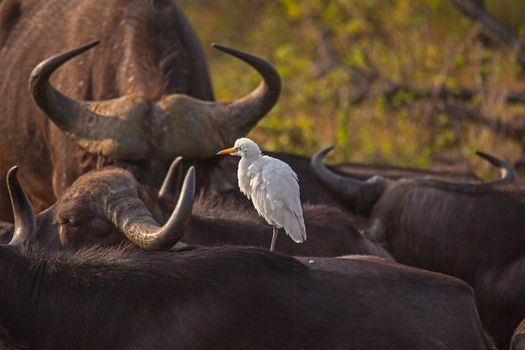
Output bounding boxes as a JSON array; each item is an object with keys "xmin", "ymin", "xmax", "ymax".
[{"xmin": 60, "ymin": 216, "xmax": 80, "ymax": 232}]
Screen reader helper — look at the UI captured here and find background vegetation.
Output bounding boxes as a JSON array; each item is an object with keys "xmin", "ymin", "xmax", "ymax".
[{"xmin": 179, "ymin": 0, "xmax": 525, "ymax": 174}]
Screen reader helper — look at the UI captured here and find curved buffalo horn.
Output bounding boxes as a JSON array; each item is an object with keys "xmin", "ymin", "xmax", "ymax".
[
  {"xmin": 29, "ymin": 41, "xmax": 281, "ymax": 160},
  {"xmin": 475, "ymin": 151, "xmax": 517, "ymax": 185},
  {"xmin": 158, "ymin": 156, "xmax": 184, "ymax": 204},
  {"xmin": 310, "ymin": 147, "xmax": 389, "ymax": 215},
  {"xmin": 6, "ymin": 166, "xmax": 36, "ymax": 245},
  {"xmin": 106, "ymin": 167, "xmax": 196, "ymax": 250},
  {"xmin": 417, "ymin": 151, "xmax": 519, "ymax": 192}
]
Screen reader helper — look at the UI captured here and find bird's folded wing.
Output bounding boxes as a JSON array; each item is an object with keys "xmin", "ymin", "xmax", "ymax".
[
  {"xmin": 249, "ymin": 158, "xmax": 306, "ymax": 242},
  {"xmin": 263, "ymin": 160, "xmax": 301, "ymax": 210}
]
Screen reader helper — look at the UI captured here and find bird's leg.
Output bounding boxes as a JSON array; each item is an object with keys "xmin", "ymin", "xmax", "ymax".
[{"xmin": 270, "ymin": 226, "xmax": 278, "ymax": 251}]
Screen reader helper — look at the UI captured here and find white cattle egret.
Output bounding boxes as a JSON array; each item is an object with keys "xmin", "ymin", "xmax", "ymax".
[{"xmin": 217, "ymin": 138, "xmax": 306, "ymax": 251}]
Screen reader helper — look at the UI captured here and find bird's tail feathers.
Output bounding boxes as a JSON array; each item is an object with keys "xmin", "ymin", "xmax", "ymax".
[{"xmin": 285, "ymin": 214, "xmax": 307, "ymax": 243}]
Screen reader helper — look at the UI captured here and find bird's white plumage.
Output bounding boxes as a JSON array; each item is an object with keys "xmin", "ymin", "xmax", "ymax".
[{"xmin": 231, "ymin": 138, "xmax": 306, "ymax": 244}]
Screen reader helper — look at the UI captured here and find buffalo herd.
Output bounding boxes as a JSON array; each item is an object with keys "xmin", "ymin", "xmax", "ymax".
[{"xmin": 0, "ymin": 1, "xmax": 522, "ymax": 349}]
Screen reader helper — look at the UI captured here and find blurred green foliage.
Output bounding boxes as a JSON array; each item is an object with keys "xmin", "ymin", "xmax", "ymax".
[{"xmin": 179, "ymin": 0, "xmax": 525, "ymax": 173}]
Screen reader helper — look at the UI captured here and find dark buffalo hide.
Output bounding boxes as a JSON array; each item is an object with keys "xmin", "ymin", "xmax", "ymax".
[
  {"xmin": 0, "ymin": 224, "xmax": 11, "ymax": 244},
  {"xmin": 311, "ymin": 147, "xmax": 523, "ymax": 348},
  {"xmin": 184, "ymin": 193, "xmax": 387, "ymax": 257},
  {"xmin": 0, "ymin": 242, "xmax": 495, "ymax": 350},
  {"xmin": 366, "ymin": 181, "xmax": 525, "ymax": 349}
]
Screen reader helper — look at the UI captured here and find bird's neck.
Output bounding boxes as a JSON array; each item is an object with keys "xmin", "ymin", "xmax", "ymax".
[{"xmin": 240, "ymin": 154, "xmax": 260, "ymax": 165}]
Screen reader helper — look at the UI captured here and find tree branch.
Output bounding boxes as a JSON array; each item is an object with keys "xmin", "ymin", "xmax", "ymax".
[
  {"xmin": 385, "ymin": 85, "xmax": 525, "ymax": 105},
  {"xmin": 313, "ymin": 26, "xmax": 376, "ymax": 104},
  {"xmin": 450, "ymin": 0, "xmax": 525, "ymax": 69},
  {"xmin": 436, "ymin": 101, "xmax": 525, "ymax": 145},
  {"xmin": 313, "ymin": 24, "xmax": 525, "ymax": 106}
]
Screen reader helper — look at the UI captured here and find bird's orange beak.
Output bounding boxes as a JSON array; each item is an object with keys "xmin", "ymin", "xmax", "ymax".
[{"xmin": 216, "ymin": 147, "xmax": 240, "ymax": 155}]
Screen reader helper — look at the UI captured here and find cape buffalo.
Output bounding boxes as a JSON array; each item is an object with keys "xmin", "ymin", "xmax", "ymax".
[
  {"xmin": 311, "ymin": 147, "xmax": 522, "ymax": 348},
  {"xmin": 0, "ymin": 0, "xmax": 281, "ymax": 220},
  {"xmin": 0, "ymin": 187, "xmax": 496, "ymax": 349},
  {"xmin": 3, "ymin": 162, "xmax": 388, "ymax": 257}
]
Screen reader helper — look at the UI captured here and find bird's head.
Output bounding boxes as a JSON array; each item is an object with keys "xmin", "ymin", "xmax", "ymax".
[{"xmin": 217, "ymin": 137, "xmax": 261, "ymax": 159}]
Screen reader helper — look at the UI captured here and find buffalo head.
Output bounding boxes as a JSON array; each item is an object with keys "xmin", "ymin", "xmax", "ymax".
[
  {"xmin": 5, "ymin": 159, "xmax": 195, "ymax": 250},
  {"xmin": 30, "ymin": 41, "xmax": 281, "ymax": 161}
]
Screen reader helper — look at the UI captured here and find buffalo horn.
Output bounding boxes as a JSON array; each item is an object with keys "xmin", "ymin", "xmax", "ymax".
[
  {"xmin": 158, "ymin": 156, "xmax": 184, "ymax": 204},
  {"xmin": 29, "ymin": 41, "xmax": 281, "ymax": 160},
  {"xmin": 6, "ymin": 166, "xmax": 36, "ymax": 245},
  {"xmin": 475, "ymin": 151, "xmax": 517, "ymax": 185},
  {"xmin": 310, "ymin": 147, "xmax": 388, "ymax": 215},
  {"xmin": 106, "ymin": 167, "xmax": 195, "ymax": 250}
]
